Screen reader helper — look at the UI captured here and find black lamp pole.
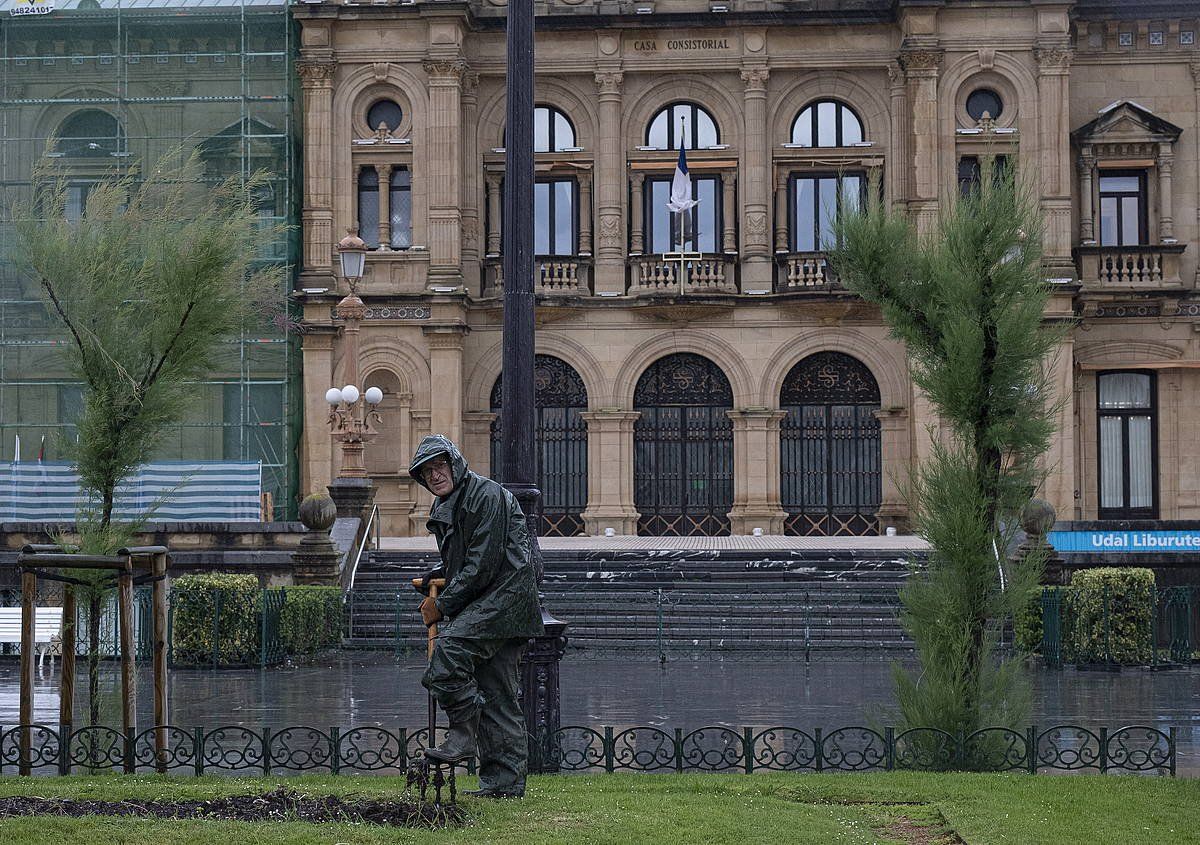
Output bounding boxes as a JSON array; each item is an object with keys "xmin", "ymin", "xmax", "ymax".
[{"xmin": 501, "ymin": 0, "xmax": 565, "ymax": 775}]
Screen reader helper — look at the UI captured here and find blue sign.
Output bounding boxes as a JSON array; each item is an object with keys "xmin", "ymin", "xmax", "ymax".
[{"xmin": 1047, "ymin": 530, "xmax": 1200, "ymax": 553}]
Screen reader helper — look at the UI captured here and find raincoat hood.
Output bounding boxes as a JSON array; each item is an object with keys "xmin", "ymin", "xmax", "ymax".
[{"xmin": 409, "ymin": 434, "xmax": 469, "ymax": 493}]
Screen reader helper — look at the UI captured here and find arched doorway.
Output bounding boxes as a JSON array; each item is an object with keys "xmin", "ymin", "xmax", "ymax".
[
  {"xmin": 634, "ymin": 353, "xmax": 733, "ymax": 536},
  {"xmin": 490, "ymin": 355, "xmax": 588, "ymax": 536},
  {"xmin": 780, "ymin": 351, "xmax": 881, "ymax": 536}
]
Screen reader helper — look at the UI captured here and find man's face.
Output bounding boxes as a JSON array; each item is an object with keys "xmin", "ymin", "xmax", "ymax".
[{"xmin": 418, "ymin": 455, "xmax": 455, "ymax": 497}]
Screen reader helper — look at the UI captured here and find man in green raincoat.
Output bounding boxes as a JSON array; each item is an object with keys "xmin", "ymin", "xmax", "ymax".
[{"xmin": 410, "ymin": 434, "xmax": 544, "ymax": 798}]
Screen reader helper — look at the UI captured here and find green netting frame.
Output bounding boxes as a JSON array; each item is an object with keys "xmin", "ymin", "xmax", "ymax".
[{"xmin": 0, "ymin": 0, "xmax": 298, "ymax": 519}]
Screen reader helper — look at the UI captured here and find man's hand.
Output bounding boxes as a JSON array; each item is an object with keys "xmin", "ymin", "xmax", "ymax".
[
  {"xmin": 419, "ymin": 596, "xmax": 443, "ymax": 627},
  {"xmin": 414, "ymin": 566, "xmax": 446, "ymax": 595}
]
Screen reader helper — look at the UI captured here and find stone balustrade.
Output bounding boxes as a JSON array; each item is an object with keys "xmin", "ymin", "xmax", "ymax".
[
  {"xmin": 485, "ymin": 257, "xmax": 591, "ymax": 296},
  {"xmin": 628, "ymin": 254, "xmax": 737, "ymax": 295},
  {"xmin": 1075, "ymin": 244, "xmax": 1187, "ymax": 289},
  {"xmin": 775, "ymin": 252, "xmax": 843, "ymax": 292}
]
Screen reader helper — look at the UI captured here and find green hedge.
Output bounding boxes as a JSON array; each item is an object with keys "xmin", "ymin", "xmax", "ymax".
[
  {"xmin": 171, "ymin": 573, "xmax": 261, "ymax": 667},
  {"xmin": 1014, "ymin": 588, "xmax": 1043, "ymax": 654},
  {"xmin": 1066, "ymin": 567, "xmax": 1155, "ymax": 666},
  {"xmin": 280, "ymin": 586, "xmax": 342, "ymax": 655}
]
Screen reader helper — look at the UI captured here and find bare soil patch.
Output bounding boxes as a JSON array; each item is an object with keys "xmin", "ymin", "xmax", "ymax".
[
  {"xmin": 0, "ymin": 786, "xmax": 465, "ymax": 829},
  {"xmin": 878, "ymin": 813, "xmax": 966, "ymax": 845}
]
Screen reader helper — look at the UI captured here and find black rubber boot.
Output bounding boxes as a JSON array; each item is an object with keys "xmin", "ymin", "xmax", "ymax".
[
  {"xmin": 425, "ymin": 712, "xmax": 479, "ymax": 764},
  {"xmin": 463, "ymin": 786, "xmax": 525, "ymax": 799}
]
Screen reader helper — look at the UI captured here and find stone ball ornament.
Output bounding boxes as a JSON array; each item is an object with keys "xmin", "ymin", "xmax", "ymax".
[
  {"xmin": 1020, "ymin": 497, "xmax": 1056, "ymax": 537},
  {"xmin": 299, "ymin": 492, "xmax": 338, "ymax": 532}
]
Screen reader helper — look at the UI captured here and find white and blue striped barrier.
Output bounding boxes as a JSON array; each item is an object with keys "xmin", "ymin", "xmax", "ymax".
[{"xmin": 0, "ymin": 461, "xmax": 263, "ymax": 523}]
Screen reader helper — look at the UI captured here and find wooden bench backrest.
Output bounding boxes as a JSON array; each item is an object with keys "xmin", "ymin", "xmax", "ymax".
[{"xmin": 0, "ymin": 607, "xmax": 65, "ymax": 644}]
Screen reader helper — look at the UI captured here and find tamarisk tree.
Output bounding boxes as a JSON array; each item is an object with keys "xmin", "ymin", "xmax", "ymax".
[
  {"xmin": 830, "ymin": 165, "xmax": 1064, "ymax": 740},
  {"xmin": 14, "ymin": 153, "xmax": 280, "ymax": 727}
]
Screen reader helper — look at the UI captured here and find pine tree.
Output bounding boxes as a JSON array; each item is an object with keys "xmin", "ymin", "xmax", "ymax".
[
  {"xmin": 830, "ymin": 163, "xmax": 1064, "ymax": 748},
  {"xmin": 14, "ymin": 152, "xmax": 282, "ymax": 728}
]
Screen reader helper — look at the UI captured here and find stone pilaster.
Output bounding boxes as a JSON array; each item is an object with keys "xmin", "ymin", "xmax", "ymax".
[
  {"xmin": 578, "ymin": 171, "xmax": 593, "ymax": 256},
  {"xmin": 593, "ymin": 71, "xmax": 626, "ymax": 294},
  {"xmin": 629, "ymin": 172, "xmax": 645, "ymax": 256},
  {"xmin": 375, "ymin": 164, "xmax": 392, "ymax": 250},
  {"xmin": 886, "ymin": 61, "xmax": 909, "ymax": 211},
  {"xmin": 579, "ymin": 411, "xmax": 640, "ymax": 535},
  {"xmin": 485, "ymin": 172, "xmax": 502, "ymax": 257},
  {"xmin": 773, "ymin": 169, "xmax": 789, "ymax": 253},
  {"xmin": 1035, "ymin": 46, "xmax": 1075, "ymax": 275},
  {"xmin": 899, "ymin": 48, "xmax": 941, "ymax": 235},
  {"xmin": 423, "ymin": 59, "xmax": 468, "ymax": 290},
  {"xmin": 297, "ymin": 60, "xmax": 336, "ymax": 282},
  {"xmin": 1158, "ymin": 143, "xmax": 1175, "ymax": 242},
  {"xmin": 739, "ymin": 66, "xmax": 771, "ymax": 293},
  {"xmin": 874, "ymin": 407, "xmax": 910, "ymax": 533},
  {"xmin": 422, "ymin": 325, "xmax": 467, "ymax": 445},
  {"xmin": 300, "ymin": 327, "xmax": 337, "ymax": 498},
  {"xmin": 460, "ymin": 71, "xmax": 482, "ymax": 286},
  {"xmin": 1077, "ymin": 150, "xmax": 1096, "ymax": 244},
  {"xmin": 1040, "ymin": 336, "xmax": 1076, "ymax": 520},
  {"xmin": 727, "ymin": 410, "xmax": 788, "ymax": 535},
  {"xmin": 1193, "ymin": 62, "xmax": 1200, "ymax": 283},
  {"xmin": 722, "ymin": 176, "xmax": 737, "ymax": 255}
]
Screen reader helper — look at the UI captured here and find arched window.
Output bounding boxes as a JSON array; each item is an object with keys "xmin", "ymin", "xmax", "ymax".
[
  {"xmin": 535, "ymin": 105, "xmax": 575, "ymax": 152},
  {"xmin": 646, "ymin": 102, "xmax": 719, "ymax": 150},
  {"xmin": 57, "ymin": 109, "xmax": 124, "ymax": 157},
  {"xmin": 791, "ymin": 100, "xmax": 864, "ymax": 148}
]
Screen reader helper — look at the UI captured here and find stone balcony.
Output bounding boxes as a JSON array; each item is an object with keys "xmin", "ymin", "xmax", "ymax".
[
  {"xmin": 627, "ymin": 254, "xmax": 738, "ymax": 295},
  {"xmin": 484, "ymin": 257, "xmax": 592, "ymax": 297},
  {"xmin": 1074, "ymin": 244, "xmax": 1188, "ymax": 291},
  {"xmin": 774, "ymin": 252, "xmax": 846, "ymax": 293}
]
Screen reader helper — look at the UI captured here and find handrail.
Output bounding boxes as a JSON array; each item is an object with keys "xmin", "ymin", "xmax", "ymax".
[{"xmin": 347, "ymin": 502, "xmax": 380, "ymax": 592}]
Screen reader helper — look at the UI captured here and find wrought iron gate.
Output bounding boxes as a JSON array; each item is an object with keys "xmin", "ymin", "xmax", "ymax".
[
  {"xmin": 491, "ymin": 355, "xmax": 588, "ymax": 536},
  {"xmin": 634, "ymin": 353, "xmax": 733, "ymax": 536},
  {"xmin": 780, "ymin": 351, "xmax": 881, "ymax": 536}
]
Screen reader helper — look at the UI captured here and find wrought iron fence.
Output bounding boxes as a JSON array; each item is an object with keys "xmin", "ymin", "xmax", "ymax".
[
  {"xmin": 1041, "ymin": 585, "xmax": 1196, "ymax": 669},
  {"xmin": 0, "ymin": 723, "xmax": 1174, "ymax": 777}
]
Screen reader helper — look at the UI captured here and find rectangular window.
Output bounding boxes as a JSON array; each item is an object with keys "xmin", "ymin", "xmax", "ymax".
[
  {"xmin": 534, "ymin": 177, "xmax": 576, "ymax": 256},
  {"xmin": 646, "ymin": 175, "xmax": 721, "ymax": 254},
  {"xmin": 1097, "ymin": 371, "xmax": 1157, "ymax": 518},
  {"xmin": 957, "ymin": 155, "xmax": 1009, "ymax": 197},
  {"xmin": 790, "ymin": 172, "xmax": 864, "ymax": 252},
  {"xmin": 389, "ymin": 167, "xmax": 412, "ymax": 249},
  {"xmin": 1098, "ymin": 171, "xmax": 1146, "ymax": 246},
  {"xmin": 357, "ymin": 167, "xmax": 380, "ymax": 249}
]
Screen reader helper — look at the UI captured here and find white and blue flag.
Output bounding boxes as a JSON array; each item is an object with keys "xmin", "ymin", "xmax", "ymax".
[{"xmin": 666, "ymin": 144, "xmax": 699, "ymax": 214}]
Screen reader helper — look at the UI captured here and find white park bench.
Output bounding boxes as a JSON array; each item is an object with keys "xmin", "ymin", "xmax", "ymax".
[{"xmin": 0, "ymin": 607, "xmax": 64, "ymax": 670}]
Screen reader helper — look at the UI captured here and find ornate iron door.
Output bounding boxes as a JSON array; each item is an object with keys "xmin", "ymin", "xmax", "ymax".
[
  {"xmin": 780, "ymin": 352, "xmax": 881, "ymax": 536},
  {"xmin": 634, "ymin": 353, "xmax": 733, "ymax": 536},
  {"xmin": 491, "ymin": 355, "xmax": 588, "ymax": 536}
]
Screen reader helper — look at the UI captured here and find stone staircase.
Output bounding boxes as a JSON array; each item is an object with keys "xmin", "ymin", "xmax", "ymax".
[{"xmin": 346, "ymin": 546, "xmax": 921, "ymax": 655}]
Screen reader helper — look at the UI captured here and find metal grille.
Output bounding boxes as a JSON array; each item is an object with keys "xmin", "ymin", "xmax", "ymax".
[
  {"xmin": 634, "ymin": 354, "xmax": 733, "ymax": 536},
  {"xmin": 781, "ymin": 353, "xmax": 881, "ymax": 536},
  {"xmin": 491, "ymin": 355, "xmax": 588, "ymax": 536}
]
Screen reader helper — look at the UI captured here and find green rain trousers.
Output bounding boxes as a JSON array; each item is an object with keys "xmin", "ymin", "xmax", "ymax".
[{"xmin": 423, "ymin": 635, "xmax": 528, "ymax": 791}]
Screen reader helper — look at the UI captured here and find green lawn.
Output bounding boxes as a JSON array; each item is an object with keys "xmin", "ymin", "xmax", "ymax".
[{"xmin": 0, "ymin": 771, "xmax": 1195, "ymax": 844}]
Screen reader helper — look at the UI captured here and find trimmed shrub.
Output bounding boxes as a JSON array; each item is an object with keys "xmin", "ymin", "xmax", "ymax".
[
  {"xmin": 171, "ymin": 573, "xmax": 260, "ymax": 667},
  {"xmin": 280, "ymin": 586, "xmax": 343, "ymax": 654},
  {"xmin": 1066, "ymin": 567, "xmax": 1154, "ymax": 666},
  {"xmin": 1014, "ymin": 588, "xmax": 1043, "ymax": 654}
]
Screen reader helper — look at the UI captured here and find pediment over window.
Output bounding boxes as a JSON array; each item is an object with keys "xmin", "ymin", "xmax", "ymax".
[{"xmin": 1072, "ymin": 100, "xmax": 1182, "ymax": 153}]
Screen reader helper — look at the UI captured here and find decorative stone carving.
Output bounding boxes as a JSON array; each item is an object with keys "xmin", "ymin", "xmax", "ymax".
[
  {"xmin": 739, "ymin": 67, "xmax": 769, "ymax": 91},
  {"xmin": 372, "ymin": 61, "xmax": 390, "ymax": 82},
  {"xmin": 886, "ymin": 61, "xmax": 905, "ymax": 87},
  {"xmin": 1035, "ymin": 46, "xmax": 1072, "ymax": 72},
  {"xmin": 899, "ymin": 49, "xmax": 942, "ymax": 73},
  {"xmin": 598, "ymin": 213, "xmax": 622, "ymax": 249},
  {"xmin": 296, "ymin": 60, "xmax": 336, "ymax": 87},
  {"xmin": 595, "ymin": 71, "xmax": 623, "ymax": 96},
  {"xmin": 745, "ymin": 212, "xmax": 767, "ymax": 237},
  {"xmin": 423, "ymin": 59, "xmax": 468, "ymax": 81}
]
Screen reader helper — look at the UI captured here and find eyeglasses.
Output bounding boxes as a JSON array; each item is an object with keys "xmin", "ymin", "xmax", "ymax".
[{"xmin": 418, "ymin": 457, "xmax": 450, "ymax": 481}]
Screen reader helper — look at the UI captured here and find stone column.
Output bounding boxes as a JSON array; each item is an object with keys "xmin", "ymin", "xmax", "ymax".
[
  {"xmin": 593, "ymin": 72, "xmax": 626, "ymax": 294},
  {"xmin": 887, "ymin": 61, "xmax": 909, "ymax": 211},
  {"xmin": 485, "ymin": 172, "xmax": 502, "ymax": 256},
  {"xmin": 460, "ymin": 72, "xmax": 482, "ymax": 286},
  {"xmin": 1158, "ymin": 143, "xmax": 1175, "ymax": 242},
  {"xmin": 629, "ymin": 173, "xmax": 645, "ymax": 256},
  {"xmin": 773, "ymin": 170, "xmax": 789, "ymax": 253},
  {"xmin": 423, "ymin": 326, "xmax": 466, "ymax": 445},
  {"xmin": 579, "ymin": 411, "xmax": 640, "ymax": 535},
  {"xmin": 1077, "ymin": 150, "xmax": 1096, "ymax": 244},
  {"xmin": 899, "ymin": 49, "xmax": 941, "ymax": 235},
  {"xmin": 375, "ymin": 164, "xmax": 392, "ymax": 251},
  {"xmin": 874, "ymin": 408, "xmax": 910, "ymax": 533},
  {"xmin": 423, "ymin": 60, "xmax": 467, "ymax": 289},
  {"xmin": 300, "ymin": 327, "xmax": 337, "ymax": 497},
  {"xmin": 1192, "ymin": 62, "xmax": 1200, "ymax": 284},
  {"xmin": 740, "ymin": 66, "xmax": 771, "ymax": 292},
  {"xmin": 578, "ymin": 170, "xmax": 593, "ymax": 256},
  {"xmin": 727, "ymin": 410, "xmax": 788, "ymax": 534},
  {"xmin": 1035, "ymin": 46, "xmax": 1075, "ymax": 273},
  {"xmin": 722, "ymin": 175, "xmax": 737, "ymax": 254},
  {"xmin": 297, "ymin": 60, "xmax": 336, "ymax": 282}
]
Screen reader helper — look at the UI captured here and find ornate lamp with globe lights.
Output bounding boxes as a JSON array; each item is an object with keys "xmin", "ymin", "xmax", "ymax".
[{"xmin": 325, "ymin": 228, "xmax": 382, "ymax": 518}]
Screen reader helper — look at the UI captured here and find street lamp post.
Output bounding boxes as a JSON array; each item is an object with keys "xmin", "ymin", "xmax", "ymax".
[
  {"xmin": 501, "ymin": 0, "xmax": 566, "ymax": 775},
  {"xmin": 325, "ymin": 228, "xmax": 383, "ymax": 518}
]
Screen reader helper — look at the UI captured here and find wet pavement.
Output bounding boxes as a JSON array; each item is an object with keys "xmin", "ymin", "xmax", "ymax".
[{"xmin": 2, "ymin": 652, "xmax": 1196, "ymax": 771}]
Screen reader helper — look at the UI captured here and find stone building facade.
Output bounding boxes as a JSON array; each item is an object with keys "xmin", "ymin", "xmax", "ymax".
[{"xmin": 293, "ymin": 0, "xmax": 1200, "ymax": 537}]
